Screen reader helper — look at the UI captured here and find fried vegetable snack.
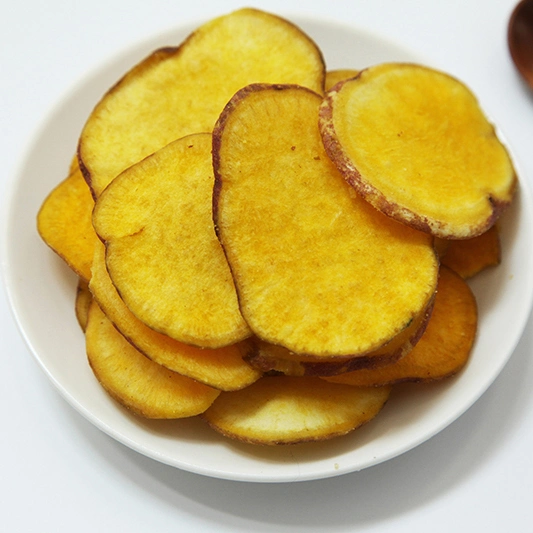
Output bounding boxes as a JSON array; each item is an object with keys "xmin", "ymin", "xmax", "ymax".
[
  {"xmin": 439, "ymin": 225, "xmax": 501, "ymax": 279},
  {"xmin": 86, "ymin": 302, "xmax": 220, "ymax": 419},
  {"xmin": 213, "ymin": 83, "xmax": 438, "ymax": 358},
  {"xmin": 79, "ymin": 8, "xmax": 325, "ymax": 198},
  {"xmin": 35, "ymin": 8, "xmax": 517, "ymax": 448},
  {"xmin": 37, "ymin": 161, "xmax": 98, "ymax": 282},
  {"xmin": 325, "ymin": 267, "xmax": 478, "ymax": 386},
  {"xmin": 89, "ymin": 240, "xmax": 261, "ymax": 391},
  {"xmin": 75, "ymin": 278, "xmax": 92, "ymax": 332},
  {"xmin": 325, "ymin": 68, "xmax": 359, "ymax": 91},
  {"xmin": 92, "ymin": 133, "xmax": 251, "ymax": 349},
  {"xmin": 320, "ymin": 63, "xmax": 516, "ymax": 238},
  {"xmin": 202, "ymin": 375, "xmax": 392, "ymax": 445},
  {"xmin": 245, "ymin": 301, "xmax": 433, "ymax": 376}
]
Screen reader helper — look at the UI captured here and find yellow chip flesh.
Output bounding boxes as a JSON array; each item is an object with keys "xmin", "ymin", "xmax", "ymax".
[
  {"xmin": 245, "ymin": 299, "xmax": 434, "ymax": 376},
  {"xmin": 37, "ymin": 162, "xmax": 98, "ymax": 282},
  {"xmin": 325, "ymin": 68, "xmax": 359, "ymax": 91},
  {"xmin": 89, "ymin": 240, "xmax": 261, "ymax": 391},
  {"xmin": 92, "ymin": 133, "xmax": 251, "ymax": 349}
]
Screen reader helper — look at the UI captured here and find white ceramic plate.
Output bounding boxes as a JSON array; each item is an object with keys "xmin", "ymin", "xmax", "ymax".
[{"xmin": 3, "ymin": 14, "xmax": 533, "ymax": 483}]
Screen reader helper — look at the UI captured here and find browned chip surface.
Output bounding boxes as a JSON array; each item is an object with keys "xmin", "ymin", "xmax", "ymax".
[{"xmin": 245, "ymin": 300, "xmax": 434, "ymax": 376}]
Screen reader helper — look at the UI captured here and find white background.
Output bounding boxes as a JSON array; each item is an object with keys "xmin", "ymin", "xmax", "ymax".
[{"xmin": 1, "ymin": 1, "xmax": 533, "ymax": 531}]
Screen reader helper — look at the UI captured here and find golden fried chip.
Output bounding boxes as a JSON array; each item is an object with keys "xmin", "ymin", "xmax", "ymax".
[
  {"xmin": 37, "ymin": 162, "xmax": 98, "ymax": 281},
  {"xmin": 439, "ymin": 225, "xmax": 501, "ymax": 278},
  {"xmin": 213, "ymin": 83, "xmax": 438, "ymax": 358},
  {"xmin": 245, "ymin": 299, "xmax": 433, "ymax": 376},
  {"xmin": 325, "ymin": 266, "xmax": 477, "ymax": 386},
  {"xmin": 433, "ymin": 237, "xmax": 450, "ymax": 258},
  {"xmin": 320, "ymin": 63, "xmax": 517, "ymax": 238},
  {"xmin": 92, "ymin": 133, "xmax": 251, "ymax": 348},
  {"xmin": 79, "ymin": 8, "xmax": 325, "ymax": 197},
  {"xmin": 75, "ymin": 278, "xmax": 92, "ymax": 332},
  {"xmin": 202, "ymin": 375, "xmax": 392, "ymax": 445},
  {"xmin": 68, "ymin": 154, "xmax": 79, "ymax": 174},
  {"xmin": 325, "ymin": 68, "xmax": 359, "ymax": 91},
  {"xmin": 89, "ymin": 240, "xmax": 261, "ymax": 391},
  {"xmin": 34, "ymin": 11, "xmax": 516, "ymax": 447},
  {"xmin": 86, "ymin": 301, "xmax": 220, "ymax": 418}
]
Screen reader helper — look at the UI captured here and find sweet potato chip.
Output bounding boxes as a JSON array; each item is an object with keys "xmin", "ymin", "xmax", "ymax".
[
  {"xmin": 245, "ymin": 299, "xmax": 434, "ymax": 376},
  {"xmin": 213, "ymin": 83, "xmax": 438, "ymax": 358},
  {"xmin": 320, "ymin": 63, "xmax": 517, "ymax": 238},
  {"xmin": 433, "ymin": 237, "xmax": 450, "ymax": 259},
  {"xmin": 439, "ymin": 225, "xmax": 501, "ymax": 278},
  {"xmin": 92, "ymin": 133, "xmax": 251, "ymax": 349},
  {"xmin": 86, "ymin": 301, "xmax": 220, "ymax": 418},
  {"xmin": 202, "ymin": 375, "xmax": 392, "ymax": 445},
  {"xmin": 325, "ymin": 68, "xmax": 359, "ymax": 91},
  {"xmin": 33, "ymin": 9, "xmax": 517, "ymax": 449},
  {"xmin": 75, "ymin": 278, "xmax": 92, "ymax": 332},
  {"xmin": 79, "ymin": 8, "xmax": 325, "ymax": 198},
  {"xmin": 37, "ymin": 161, "xmax": 98, "ymax": 282},
  {"xmin": 89, "ymin": 240, "xmax": 261, "ymax": 391},
  {"xmin": 325, "ymin": 266, "xmax": 477, "ymax": 386}
]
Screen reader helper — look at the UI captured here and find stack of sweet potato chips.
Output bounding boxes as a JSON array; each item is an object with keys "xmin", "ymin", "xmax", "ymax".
[{"xmin": 37, "ymin": 8, "xmax": 515, "ymax": 445}]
